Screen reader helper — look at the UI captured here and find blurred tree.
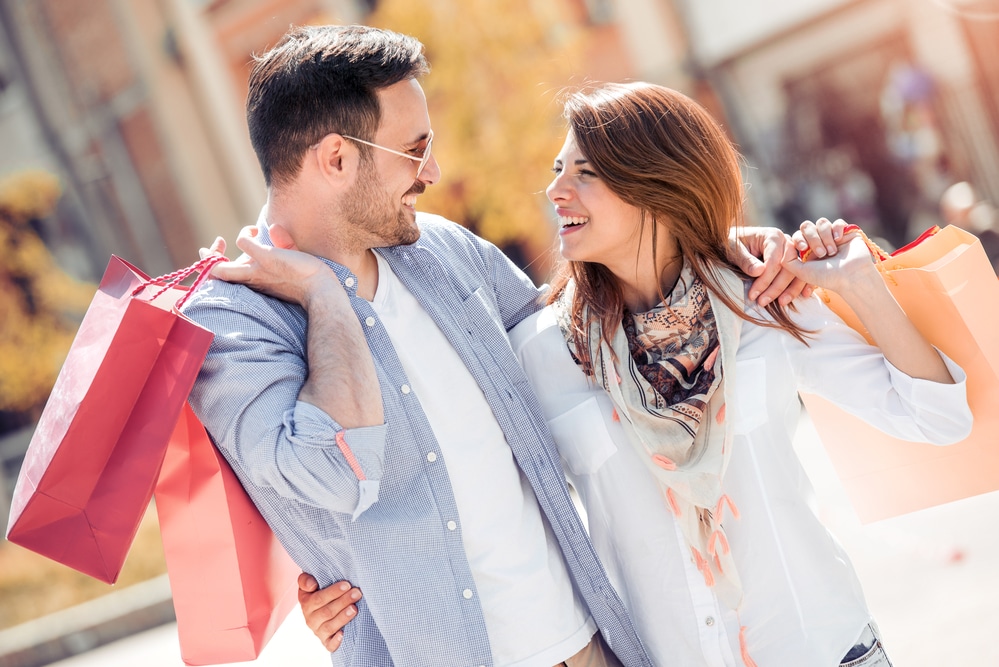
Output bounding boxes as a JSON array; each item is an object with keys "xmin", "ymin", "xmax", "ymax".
[
  {"xmin": 0, "ymin": 170, "xmax": 95, "ymax": 436},
  {"xmin": 367, "ymin": 0, "xmax": 583, "ymax": 281}
]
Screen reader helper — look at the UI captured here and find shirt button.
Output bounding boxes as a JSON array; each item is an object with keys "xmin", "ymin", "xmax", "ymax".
[
  {"xmin": 365, "ymin": 316, "xmax": 375, "ymax": 327},
  {"xmin": 401, "ymin": 384, "xmax": 411, "ymax": 394},
  {"xmin": 705, "ymin": 616, "xmax": 715, "ymax": 627},
  {"xmin": 426, "ymin": 452, "xmax": 437, "ymax": 462},
  {"xmin": 447, "ymin": 520, "xmax": 457, "ymax": 531},
  {"xmin": 344, "ymin": 277, "xmax": 355, "ymax": 288},
  {"xmin": 462, "ymin": 589, "xmax": 473, "ymax": 599}
]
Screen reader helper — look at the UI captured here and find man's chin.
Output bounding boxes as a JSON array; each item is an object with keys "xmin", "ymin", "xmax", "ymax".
[
  {"xmin": 374, "ymin": 227, "xmax": 420, "ymax": 248},
  {"xmin": 396, "ymin": 228, "xmax": 421, "ymax": 246},
  {"xmin": 396, "ymin": 214, "xmax": 421, "ymax": 245}
]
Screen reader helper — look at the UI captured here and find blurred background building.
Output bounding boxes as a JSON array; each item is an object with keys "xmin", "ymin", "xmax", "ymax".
[
  {"xmin": 1, "ymin": 0, "xmax": 999, "ymax": 660},
  {"xmin": 678, "ymin": 0, "xmax": 999, "ymax": 249}
]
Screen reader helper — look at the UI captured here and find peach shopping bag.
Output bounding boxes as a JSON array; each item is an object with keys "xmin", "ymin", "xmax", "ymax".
[{"xmin": 800, "ymin": 225, "xmax": 999, "ymax": 523}]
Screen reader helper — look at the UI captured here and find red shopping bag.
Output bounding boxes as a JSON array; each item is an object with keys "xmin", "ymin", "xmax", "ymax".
[
  {"xmin": 800, "ymin": 225, "xmax": 999, "ymax": 523},
  {"xmin": 6, "ymin": 255, "xmax": 223, "ymax": 583},
  {"xmin": 155, "ymin": 403, "xmax": 300, "ymax": 666}
]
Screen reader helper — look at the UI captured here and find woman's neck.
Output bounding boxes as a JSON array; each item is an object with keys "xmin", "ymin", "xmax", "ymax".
[{"xmin": 617, "ymin": 255, "xmax": 683, "ymax": 314}]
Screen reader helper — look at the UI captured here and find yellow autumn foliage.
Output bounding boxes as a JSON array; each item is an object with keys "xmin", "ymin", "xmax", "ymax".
[
  {"xmin": 0, "ymin": 170, "xmax": 95, "ymax": 424},
  {"xmin": 368, "ymin": 0, "xmax": 583, "ymax": 278}
]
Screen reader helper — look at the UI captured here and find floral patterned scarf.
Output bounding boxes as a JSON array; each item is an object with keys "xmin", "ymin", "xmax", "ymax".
[{"xmin": 553, "ymin": 262, "xmax": 745, "ymax": 605}]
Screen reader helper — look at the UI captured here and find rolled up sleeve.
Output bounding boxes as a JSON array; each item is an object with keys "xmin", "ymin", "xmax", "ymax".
[
  {"xmin": 283, "ymin": 401, "xmax": 386, "ymax": 518},
  {"xmin": 881, "ymin": 349, "xmax": 972, "ymax": 445},
  {"xmin": 185, "ymin": 284, "xmax": 388, "ymax": 520}
]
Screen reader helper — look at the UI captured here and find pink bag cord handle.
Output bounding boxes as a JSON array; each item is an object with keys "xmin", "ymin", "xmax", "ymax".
[{"xmin": 132, "ymin": 254, "xmax": 228, "ymax": 309}]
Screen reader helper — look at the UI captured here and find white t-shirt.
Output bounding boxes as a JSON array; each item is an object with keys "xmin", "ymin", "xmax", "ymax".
[{"xmin": 370, "ymin": 254, "xmax": 594, "ymax": 667}]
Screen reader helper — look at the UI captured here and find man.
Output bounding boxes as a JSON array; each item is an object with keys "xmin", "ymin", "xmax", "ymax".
[{"xmin": 189, "ymin": 24, "xmax": 799, "ymax": 667}]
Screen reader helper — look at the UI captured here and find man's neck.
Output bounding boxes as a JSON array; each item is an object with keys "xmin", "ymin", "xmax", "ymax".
[{"xmin": 265, "ymin": 194, "xmax": 380, "ymax": 300}]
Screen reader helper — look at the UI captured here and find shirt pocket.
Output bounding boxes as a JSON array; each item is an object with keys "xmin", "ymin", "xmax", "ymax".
[
  {"xmin": 461, "ymin": 286, "xmax": 512, "ymax": 349},
  {"xmin": 729, "ymin": 357, "xmax": 768, "ymax": 435},
  {"xmin": 547, "ymin": 395, "xmax": 619, "ymax": 475},
  {"xmin": 463, "ymin": 286, "xmax": 503, "ymax": 327}
]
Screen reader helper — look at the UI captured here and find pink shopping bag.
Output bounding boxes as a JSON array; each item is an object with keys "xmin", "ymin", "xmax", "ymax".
[
  {"xmin": 7, "ymin": 255, "xmax": 221, "ymax": 582},
  {"xmin": 155, "ymin": 403, "xmax": 301, "ymax": 665}
]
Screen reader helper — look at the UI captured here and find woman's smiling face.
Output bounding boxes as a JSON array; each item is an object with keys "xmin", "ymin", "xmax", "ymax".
[{"xmin": 546, "ymin": 132, "xmax": 647, "ymax": 275}]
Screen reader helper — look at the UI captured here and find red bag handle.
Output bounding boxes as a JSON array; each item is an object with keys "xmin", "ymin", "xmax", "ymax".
[
  {"xmin": 798, "ymin": 224, "xmax": 941, "ymax": 263},
  {"xmin": 132, "ymin": 254, "xmax": 228, "ymax": 309}
]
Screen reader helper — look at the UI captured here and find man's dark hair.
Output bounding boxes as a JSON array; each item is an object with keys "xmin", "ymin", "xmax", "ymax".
[{"xmin": 247, "ymin": 25, "xmax": 429, "ymax": 186}]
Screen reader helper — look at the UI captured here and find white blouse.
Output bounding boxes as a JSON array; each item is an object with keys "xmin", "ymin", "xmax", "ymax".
[{"xmin": 509, "ymin": 294, "xmax": 971, "ymax": 667}]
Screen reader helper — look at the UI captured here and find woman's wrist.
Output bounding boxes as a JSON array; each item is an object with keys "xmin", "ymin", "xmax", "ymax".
[{"xmin": 827, "ymin": 261, "xmax": 884, "ymax": 304}]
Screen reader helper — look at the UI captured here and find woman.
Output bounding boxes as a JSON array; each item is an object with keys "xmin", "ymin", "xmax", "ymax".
[{"xmin": 301, "ymin": 83, "xmax": 971, "ymax": 666}]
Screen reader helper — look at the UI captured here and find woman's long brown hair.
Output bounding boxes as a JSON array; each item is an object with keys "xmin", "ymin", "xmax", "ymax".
[{"xmin": 546, "ymin": 82, "xmax": 810, "ymax": 362}]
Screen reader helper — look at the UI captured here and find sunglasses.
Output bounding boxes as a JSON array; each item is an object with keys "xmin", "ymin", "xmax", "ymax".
[{"xmin": 340, "ymin": 130, "xmax": 435, "ymax": 179}]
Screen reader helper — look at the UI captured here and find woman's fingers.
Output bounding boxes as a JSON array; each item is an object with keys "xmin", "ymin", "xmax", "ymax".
[
  {"xmin": 793, "ymin": 218, "xmax": 859, "ymax": 260},
  {"xmin": 297, "ymin": 575, "xmax": 362, "ymax": 654}
]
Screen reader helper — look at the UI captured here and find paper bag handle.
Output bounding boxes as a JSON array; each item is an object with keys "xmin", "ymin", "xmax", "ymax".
[
  {"xmin": 801, "ymin": 224, "xmax": 946, "ymax": 289},
  {"xmin": 132, "ymin": 254, "xmax": 228, "ymax": 309},
  {"xmin": 799, "ymin": 224, "xmax": 942, "ymax": 264}
]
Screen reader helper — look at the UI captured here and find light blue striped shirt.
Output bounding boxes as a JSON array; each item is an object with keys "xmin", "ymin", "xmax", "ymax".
[{"xmin": 184, "ymin": 213, "xmax": 653, "ymax": 667}]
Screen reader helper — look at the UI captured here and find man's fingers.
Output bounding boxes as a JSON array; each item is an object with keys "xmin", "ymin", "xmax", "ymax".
[
  {"xmin": 234, "ymin": 225, "xmax": 266, "ymax": 256},
  {"xmin": 730, "ymin": 241, "xmax": 765, "ymax": 278},
  {"xmin": 270, "ymin": 223, "xmax": 298, "ymax": 250},
  {"xmin": 752, "ymin": 267, "xmax": 796, "ymax": 307},
  {"xmin": 746, "ymin": 233, "xmax": 794, "ymax": 302},
  {"xmin": 206, "ymin": 260, "xmax": 254, "ymax": 284},
  {"xmin": 747, "ymin": 258, "xmax": 779, "ymax": 302},
  {"xmin": 777, "ymin": 277, "xmax": 809, "ymax": 306},
  {"xmin": 199, "ymin": 236, "xmax": 228, "ymax": 261}
]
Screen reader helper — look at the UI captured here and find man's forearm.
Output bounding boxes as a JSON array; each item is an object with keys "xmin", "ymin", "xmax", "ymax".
[{"xmin": 298, "ymin": 281, "xmax": 384, "ymax": 429}]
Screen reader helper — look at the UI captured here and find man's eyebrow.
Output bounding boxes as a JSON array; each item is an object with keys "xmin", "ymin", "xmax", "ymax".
[{"xmin": 406, "ymin": 132, "xmax": 431, "ymax": 146}]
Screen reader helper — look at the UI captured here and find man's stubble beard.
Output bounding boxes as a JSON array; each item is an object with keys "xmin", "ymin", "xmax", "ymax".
[{"xmin": 339, "ymin": 159, "xmax": 422, "ymax": 250}]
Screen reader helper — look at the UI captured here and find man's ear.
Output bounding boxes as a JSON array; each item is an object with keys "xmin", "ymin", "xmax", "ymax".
[{"xmin": 311, "ymin": 134, "xmax": 352, "ymax": 186}]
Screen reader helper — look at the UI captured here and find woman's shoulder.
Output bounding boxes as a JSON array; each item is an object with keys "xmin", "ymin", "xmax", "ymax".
[{"xmin": 509, "ymin": 305, "xmax": 561, "ymax": 353}]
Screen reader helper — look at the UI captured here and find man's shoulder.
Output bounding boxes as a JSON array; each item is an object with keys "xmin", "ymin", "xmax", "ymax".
[
  {"xmin": 391, "ymin": 212, "xmax": 491, "ymax": 268},
  {"xmin": 414, "ymin": 212, "xmax": 478, "ymax": 244},
  {"xmin": 182, "ymin": 276, "xmax": 301, "ymax": 333}
]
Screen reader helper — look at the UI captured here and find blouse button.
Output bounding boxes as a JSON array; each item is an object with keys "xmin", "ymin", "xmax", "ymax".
[{"xmin": 705, "ymin": 616, "xmax": 715, "ymax": 627}]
